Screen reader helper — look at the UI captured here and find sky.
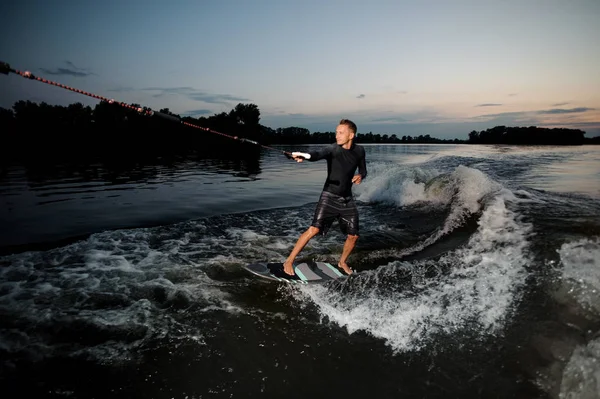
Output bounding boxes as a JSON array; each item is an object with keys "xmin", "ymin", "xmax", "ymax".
[{"xmin": 1, "ymin": 0, "xmax": 599, "ymax": 139}]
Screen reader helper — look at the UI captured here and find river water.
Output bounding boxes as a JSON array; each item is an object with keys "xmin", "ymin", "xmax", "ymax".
[{"xmin": 1, "ymin": 143, "xmax": 599, "ymax": 398}]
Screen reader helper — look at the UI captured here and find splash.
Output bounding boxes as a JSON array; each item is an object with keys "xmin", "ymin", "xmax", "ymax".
[
  {"xmin": 354, "ymin": 162, "xmax": 439, "ymax": 206},
  {"xmin": 294, "ymin": 193, "xmax": 532, "ymax": 353},
  {"xmin": 0, "ymin": 228, "xmax": 235, "ymax": 365},
  {"xmin": 363, "ymin": 165, "xmax": 503, "ymax": 259},
  {"xmin": 559, "ymin": 337, "xmax": 600, "ymax": 399},
  {"xmin": 556, "ymin": 237, "xmax": 600, "ymax": 318}
]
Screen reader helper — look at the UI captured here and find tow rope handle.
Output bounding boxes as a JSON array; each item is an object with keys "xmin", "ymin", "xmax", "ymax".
[{"xmin": 284, "ymin": 152, "xmax": 310, "ymax": 160}]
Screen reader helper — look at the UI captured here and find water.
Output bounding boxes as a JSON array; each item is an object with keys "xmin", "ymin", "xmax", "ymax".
[{"xmin": 1, "ymin": 143, "xmax": 599, "ymax": 398}]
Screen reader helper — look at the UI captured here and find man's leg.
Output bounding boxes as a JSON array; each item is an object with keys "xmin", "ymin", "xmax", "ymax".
[
  {"xmin": 338, "ymin": 197, "xmax": 359, "ymax": 275},
  {"xmin": 338, "ymin": 234, "xmax": 358, "ymax": 275},
  {"xmin": 284, "ymin": 226, "xmax": 320, "ymax": 275}
]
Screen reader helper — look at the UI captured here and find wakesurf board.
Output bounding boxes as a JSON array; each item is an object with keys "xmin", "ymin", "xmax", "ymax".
[{"xmin": 243, "ymin": 261, "xmax": 349, "ymax": 284}]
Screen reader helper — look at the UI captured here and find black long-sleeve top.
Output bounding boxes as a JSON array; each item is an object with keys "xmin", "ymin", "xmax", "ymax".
[{"xmin": 307, "ymin": 143, "xmax": 367, "ymax": 197}]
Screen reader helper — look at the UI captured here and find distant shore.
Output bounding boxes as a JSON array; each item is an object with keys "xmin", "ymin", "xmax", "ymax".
[{"xmin": 1, "ymin": 100, "xmax": 597, "ymax": 163}]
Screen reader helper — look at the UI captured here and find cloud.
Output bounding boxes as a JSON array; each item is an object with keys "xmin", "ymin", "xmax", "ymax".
[
  {"xmin": 552, "ymin": 102, "xmax": 569, "ymax": 107},
  {"xmin": 473, "ymin": 111, "xmax": 529, "ymax": 119},
  {"xmin": 355, "ymin": 91, "xmax": 407, "ymax": 99},
  {"xmin": 537, "ymin": 107, "xmax": 595, "ymax": 115},
  {"xmin": 536, "ymin": 121, "xmax": 600, "ymax": 129},
  {"xmin": 107, "ymin": 86, "xmax": 136, "ymax": 93},
  {"xmin": 474, "ymin": 107, "xmax": 595, "ymax": 121},
  {"xmin": 39, "ymin": 68, "xmax": 88, "ymax": 77},
  {"xmin": 261, "ymin": 112, "xmax": 332, "ymax": 129},
  {"xmin": 475, "ymin": 103, "xmax": 502, "ymax": 107},
  {"xmin": 181, "ymin": 109, "xmax": 214, "ymax": 117},
  {"xmin": 370, "ymin": 117, "xmax": 408, "ymax": 123},
  {"xmin": 508, "ymin": 93, "xmax": 518, "ymax": 97},
  {"xmin": 142, "ymin": 87, "xmax": 250, "ymax": 105},
  {"xmin": 472, "ymin": 110, "xmax": 542, "ymax": 129},
  {"xmin": 108, "ymin": 86, "xmax": 251, "ymax": 106},
  {"xmin": 39, "ymin": 61, "xmax": 93, "ymax": 77}
]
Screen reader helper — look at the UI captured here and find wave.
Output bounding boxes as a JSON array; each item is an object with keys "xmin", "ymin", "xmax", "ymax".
[
  {"xmin": 352, "ymin": 162, "xmax": 440, "ymax": 206},
  {"xmin": 0, "ymin": 202, "xmax": 377, "ymax": 367},
  {"xmin": 291, "ymin": 189, "xmax": 533, "ymax": 353},
  {"xmin": 555, "ymin": 237, "xmax": 600, "ymax": 399},
  {"xmin": 559, "ymin": 337, "xmax": 600, "ymax": 399},
  {"xmin": 554, "ymin": 237, "xmax": 600, "ymax": 318},
  {"xmin": 0, "ymin": 228, "xmax": 238, "ymax": 367},
  {"xmin": 355, "ymin": 164, "xmax": 504, "ymax": 259},
  {"xmin": 532, "ymin": 237, "xmax": 600, "ymax": 398}
]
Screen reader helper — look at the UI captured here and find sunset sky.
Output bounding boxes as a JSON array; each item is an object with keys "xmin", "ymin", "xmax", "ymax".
[{"xmin": 1, "ymin": 0, "xmax": 599, "ymax": 138}]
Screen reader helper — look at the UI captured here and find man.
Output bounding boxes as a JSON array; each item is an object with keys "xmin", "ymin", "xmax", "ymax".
[{"xmin": 284, "ymin": 119, "xmax": 367, "ymax": 276}]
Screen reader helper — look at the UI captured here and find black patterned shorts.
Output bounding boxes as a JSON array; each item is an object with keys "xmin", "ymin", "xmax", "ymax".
[{"xmin": 311, "ymin": 191, "xmax": 359, "ymax": 236}]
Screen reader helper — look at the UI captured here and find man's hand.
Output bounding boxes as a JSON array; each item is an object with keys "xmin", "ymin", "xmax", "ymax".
[
  {"xmin": 352, "ymin": 174, "xmax": 362, "ymax": 184},
  {"xmin": 291, "ymin": 152, "xmax": 310, "ymax": 162}
]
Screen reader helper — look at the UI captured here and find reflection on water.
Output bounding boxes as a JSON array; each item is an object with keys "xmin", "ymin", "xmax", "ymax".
[
  {"xmin": 0, "ymin": 150, "xmax": 266, "ymax": 252},
  {"xmin": 522, "ymin": 150, "xmax": 600, "ymax": 197},
  {"xmin": 20, "ymin": 152, "xmax": 261, "ymax": 186},
  {"xmin": 1, "ymin": 151, "xmax": 263, "ymax": 194}
]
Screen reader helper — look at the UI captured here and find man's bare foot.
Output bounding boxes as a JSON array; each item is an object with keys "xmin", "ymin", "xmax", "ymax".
[
  {"xmin": 338, "ymin": 262, "xmax": 353, "ymax": 275},
  {"xmin": 283, "ymin": 260, "xmax": 295, "ymax": 275}
]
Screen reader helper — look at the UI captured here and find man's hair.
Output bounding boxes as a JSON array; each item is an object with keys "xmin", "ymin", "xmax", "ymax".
[{"xmin": 339, "ymin": 119, "xmax": 357, "ymax": 135}]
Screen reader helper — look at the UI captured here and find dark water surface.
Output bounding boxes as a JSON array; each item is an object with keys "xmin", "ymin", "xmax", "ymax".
[{"xmin": 1, "ymin": 144, "xmax": 599, "ymax": 398}]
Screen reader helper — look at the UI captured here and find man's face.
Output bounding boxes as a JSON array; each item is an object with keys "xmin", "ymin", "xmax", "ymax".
[{"xmin": 336, "ymin": 124, "xmax": 354, "ymax": 146}]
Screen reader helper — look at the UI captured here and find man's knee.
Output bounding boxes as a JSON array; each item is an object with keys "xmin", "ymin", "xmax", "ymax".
[
  {"xmin": 307, "ymin": 226, "xmax": 320, "ymax": 237},
  {"xmin": 347, "ymin": 234, "xmax": 359, "ymax": 242}
]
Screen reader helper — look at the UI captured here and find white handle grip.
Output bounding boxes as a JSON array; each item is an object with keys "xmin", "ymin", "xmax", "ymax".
[{"xmin": 292, "ymin": 152, "xmax": 311, "ymax": 159}]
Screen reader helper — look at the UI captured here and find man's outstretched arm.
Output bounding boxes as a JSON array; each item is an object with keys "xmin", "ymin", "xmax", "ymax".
[{"xmin": 291, "ymin": 144, "xmax": 334, "ymax": 163}]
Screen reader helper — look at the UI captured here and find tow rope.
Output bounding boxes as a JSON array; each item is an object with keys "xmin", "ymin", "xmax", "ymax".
[{"xmin": 0, "ymin": 61, "xmax": 295, "ymax": 159}]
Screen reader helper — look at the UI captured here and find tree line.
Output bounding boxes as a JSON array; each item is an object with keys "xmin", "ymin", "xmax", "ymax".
[
  {"xmin": 0, "ymin": 100, "xmax": 596, "ymax": 162},
  {"xmin": 260, "ymin": 126, "xmax": 463, "ymax": 145},
  {"xmin": 467, "ymin": 125, "xmax": 595, "ymax": 145},
  {"xmin": 0, "ymin": 100, "xmax": 264, "ymax": 161}
]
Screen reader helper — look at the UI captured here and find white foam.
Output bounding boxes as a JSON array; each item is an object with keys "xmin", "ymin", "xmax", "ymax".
[
  {"xmin": 431, "ymin": 165, "xmax": 501, "ymax": 238},
  {"xmin": 354, "ymin": 163, "xmax": 500, "ymax": 210},
  {"xmin": 353, "ymin": 162, "xmax": 438, "ymax": 206},
  {"xmin": 226, "ymin": 228, "xmax": 270, "ymax": 242},
  {"xmin": 294, "ymin": 193, "xmax": 532, "ymax": 353},
  {"xmin": 397, "ymin": 179, "xmax": 427, "ymax": 206},
  {"xmin": 556, "ymin": 237, "xmax": 600, "ymax": 317},
  {"xmin": 84, "ymin": 249, "xmax": 142, "ymax": 273},
  {"xmin": 368, "ymin": 165, "xmax": 503, "ymax": 259},
  {"xmin": 559, "ymin": 337, "xmax": 600, "ymax": 399},
  {"xmin": 206, "ymin": 254, "xmax": 244, "ymax": 265},
  {"xmin": 0, "ymin": 225, "xmax": 244, "ymax": 363}
]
